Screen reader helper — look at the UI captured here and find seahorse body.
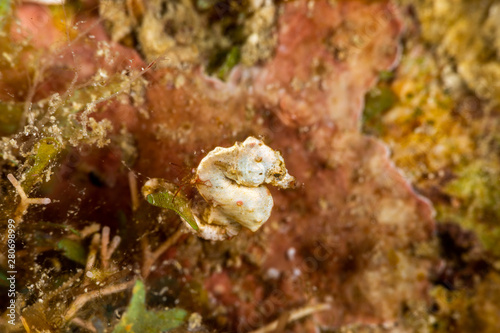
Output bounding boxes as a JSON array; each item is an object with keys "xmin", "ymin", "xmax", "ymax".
[{"xmin": 193, "ymin": 137, "xmax": 295, "ymax": 240}]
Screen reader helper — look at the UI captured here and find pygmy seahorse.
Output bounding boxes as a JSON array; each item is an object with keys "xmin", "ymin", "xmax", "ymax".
[{"xmin": 191, "ymin": 136, "xmax": 295, "ymax": 240}]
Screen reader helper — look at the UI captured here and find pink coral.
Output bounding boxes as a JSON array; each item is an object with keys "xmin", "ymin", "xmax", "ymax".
[{"xmin": 6, "ymin": 0, "xmax": 436, "ymax": 331}]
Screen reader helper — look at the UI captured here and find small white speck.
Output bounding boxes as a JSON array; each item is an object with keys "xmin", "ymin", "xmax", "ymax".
[
  {"xmin": 86, "ymin": 271, "xmax": 93, "ymax": 278},
  {"xmin": 286, "ymin": 247, "xmax": 296, "ymax": 261},
  {"xmin": 266, "ymin": 268, "xmax": 280, "ymax": 279},
  {"xmin": 248, "ymin": 33, "xmax": 259, "ymax": 45}
]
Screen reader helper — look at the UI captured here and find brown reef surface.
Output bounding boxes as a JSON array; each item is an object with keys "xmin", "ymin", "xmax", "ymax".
[{"xmin": 0, "ymin": 0, "xmax": 448, "ymax": 332}]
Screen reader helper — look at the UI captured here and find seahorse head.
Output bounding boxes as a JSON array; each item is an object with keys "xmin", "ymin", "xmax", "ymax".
[{"xmin": 236, "ymin": 137, "xmax": 296, "ymax": 189}]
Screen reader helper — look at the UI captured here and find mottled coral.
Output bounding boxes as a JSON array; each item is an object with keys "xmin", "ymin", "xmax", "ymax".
[
  {"xmin": 408, "ymin": 0, "xmax": 500, "ymax": 106},
  {"xmin": 254, "ymin": 0, "xmax": 402, "ymax": 132},
  {"xmin": 1, "ymin": 0, "xmax": 442, "ymax": 332},
  {"xmin": 369, "ymin": 22, "xmax": 500, "ymax": 260},
  {"xmin": 120, "ymin": 0, "xmax": 434, "ymax": 330},
  {"xmin": 366, "ymin": 2, "xmax": 500, "ymax": 332}
]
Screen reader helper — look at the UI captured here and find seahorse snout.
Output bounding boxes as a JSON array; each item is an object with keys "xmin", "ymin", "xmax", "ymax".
[{"xmin": 276, "ymin": 172, "xmax": 296, "ymax": 189}]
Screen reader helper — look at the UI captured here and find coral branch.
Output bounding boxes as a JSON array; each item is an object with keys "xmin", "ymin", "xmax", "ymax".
[
  {"xmin": 84, "ymin": 233, "xmax": 101, "ymax": 283},
  {"xmin": 101, "ymin": 226, "xmax": 121, "ymax": 270},
  {"xmin": 64, "ymin": 280, "xmax": 136, "ymax": 321},
  {"xmin": 7, "ymin": 173, "xmax": 51, "ymax": 222},
  {"xmin": 249, "ymin": 303, "xmax": 331, "ymax": 333},
  {"xmin": 70, "ymin": 317, "xmax": 97, "ymax": 333},
  {"xmin": 128, "ymin": 171, "xmax": 139, "ymax": 211},
  {"xmin": 141, "ymin": 227, "xmax": 183, "ymax": 278},
  {"xmin": 101, "ymin": 226, "xmax": 110, "ymax": 270}
]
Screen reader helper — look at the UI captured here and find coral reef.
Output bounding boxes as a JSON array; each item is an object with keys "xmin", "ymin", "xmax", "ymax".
[
  {"xmin": 365, "ymin": 1, "xmax": 500, "ymax": 331},
  {"xmin": 407, "ymin": 0, "xmax": 500, "ymax": 106},
  {"xmin": 0, "ymin": 0, "xmax": 499, "ymax": 332}
]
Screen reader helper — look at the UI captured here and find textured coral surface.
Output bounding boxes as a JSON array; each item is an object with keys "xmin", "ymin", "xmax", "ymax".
[{"xmin": 1, "ymin": 0, "xmax": 499, "ymax": 332}]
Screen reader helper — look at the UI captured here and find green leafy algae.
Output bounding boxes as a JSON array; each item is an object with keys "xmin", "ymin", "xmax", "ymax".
[
  {"xmin": 57, "ymin": 238, "xmax": 87, "ymax": 265},
  {"xmin": 22, "ymin": 137, "xmax": 62, "ymax": 193},
  {"xmin": 0, "ymin": 0, "xmax": 11, "ymax": 29},
  {"xmin": 146, "ymin": 190, "xmax": 199, "ymax": 231},
  {"xmin": 113, "ymin": 280, "xmax": 187, "ymax": 333},
  {"xmin": 363, "ymin": 85, "xmax": 397, "ymax": 135},
  {"xmin": 216, "ymin": 46, "xmax": 240, "ymax": 80}
]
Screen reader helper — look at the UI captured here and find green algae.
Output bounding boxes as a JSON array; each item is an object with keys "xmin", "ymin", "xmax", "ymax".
[
  {"xmin": 146, "ymin": 189, "xmax": 199, "ymax": 231},
  {"xmin": 22, "ymin": 137, "xmax": 62, "ymax": 193},
  {"xmin": 441, "ymin": 161, "xmax": 500, "ymax": 257},
  {"xmin": 57, "ymin": 238, "xmax": 87, "ymax": 266},
  {"xmin": 215, "ymin": 46, "xmax": 241, "ymax": 80},
  {"xmin": 113, "ymin": 280, "xmax": 187, "ymax": 333},
  {"xmin": 363, "ymin": 85, "xmax": 397, "ymax": 135}
]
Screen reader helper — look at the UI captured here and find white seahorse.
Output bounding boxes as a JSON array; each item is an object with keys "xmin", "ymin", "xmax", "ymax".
[{"xmin": 190, "ymin": 137, "xmax": 295, "ymax": 240}]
